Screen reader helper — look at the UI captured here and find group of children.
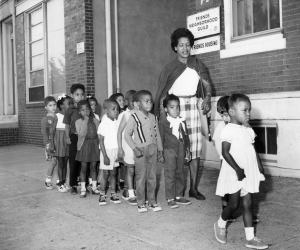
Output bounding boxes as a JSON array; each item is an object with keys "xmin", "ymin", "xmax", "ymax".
[{"xmin": 42, "ymin": 83, "xmax": 268, "ymax": 249}]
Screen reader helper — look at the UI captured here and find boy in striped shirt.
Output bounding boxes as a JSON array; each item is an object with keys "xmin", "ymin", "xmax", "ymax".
[{"xmin": 125, "ymin": 90, "xmax": 164, "ymax": 213}]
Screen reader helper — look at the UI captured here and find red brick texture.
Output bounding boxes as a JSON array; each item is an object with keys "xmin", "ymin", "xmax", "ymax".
[
  {"xmin": 0, "ymin": 128, "xmax": 19, "ymax": 146},
  {"xmin": 188, "ymin": 0, "xmax": 300, "ymax": 96}
]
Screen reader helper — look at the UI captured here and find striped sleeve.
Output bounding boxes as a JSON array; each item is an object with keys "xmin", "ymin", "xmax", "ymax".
[{"xmin": 124, "ymin": 115, "xmax": 137, "ymax": 149}]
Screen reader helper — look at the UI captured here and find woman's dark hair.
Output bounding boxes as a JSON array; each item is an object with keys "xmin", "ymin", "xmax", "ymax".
[
  {"xmin": 57, "ymin": 95, "xmax": 71, "ymax": 111},
  {"xmin": 77, "ymin": 100, "xmax": 91, "ymax": 111},
  {"xmin": 170, "ymin": 28, "xmax": 194, "ymax": 53},
  {"xmin": 86, "ymin": 94, "xmax": 98, "ymax": 105},
  {"xmin": 228, "ymin": 93, "xmax": 251, "ymax": 109},
  {"xmin": 217, "ymin": 95, "xmax": 229, "ymax": 114},
  {"xmin": 163, "ymin": 94, "xmax": 180, "ymax": 108}
]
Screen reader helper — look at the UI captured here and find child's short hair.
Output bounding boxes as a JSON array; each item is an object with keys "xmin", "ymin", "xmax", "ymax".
[
  {"xmin": 70, "ymin": 84, "xmax": 85, "ymax": 94},
  {"xmin": 44, "ymin": 96, "xmax": 56, "ymax": 106},
  {"xmin": 217, "ymin": 95, "xmax": 229, "ymax": 114},
  {"xmin": 103, "ymin": 99, "xmax": 118, "ymax": 109},
  {"xmin": 86, "ymin": 94, "xmax": 98, "ymax": 105},
  {"xmin": 77, "ymin": 100, "xmax": 91, "ymax": 110},
  {"xmin": 57, "ymin": 94, "xmax": 71, "ymax": 111},
  {"xmin": 109, "ymin": 93, "xmax": 124, "ymax": 101},
  {"xmin": 228, "ymin": 93, "xmax": 250, "ymax": 109},
  {"xmin": 125, "ymin": 90, "xmax": 136, "ymax": 102},
  {"xmin": 163, "ymin": 94, "xmax": 180, "ymax": 108},
  {"xmin": 134, "ymin": 90, "xmax": 152, "ymax": 102}
]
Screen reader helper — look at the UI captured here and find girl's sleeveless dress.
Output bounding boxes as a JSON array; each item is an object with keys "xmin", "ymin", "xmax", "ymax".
[
  {"xmin": 54, "ymin": 113, "xmax": 69, "ymax": 157},
  {"xmin": 215, "ymin": 123, "xmax": 265, "ymax": 197},
  {"xmin": 75, "ymin": 121, "xmax": 100, "ymax": 162}
]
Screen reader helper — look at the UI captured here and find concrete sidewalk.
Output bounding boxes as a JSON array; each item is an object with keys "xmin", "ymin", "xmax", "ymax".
[{"xmin": 0, "ymin": 145, "xmax": 299, "ymax": 250}]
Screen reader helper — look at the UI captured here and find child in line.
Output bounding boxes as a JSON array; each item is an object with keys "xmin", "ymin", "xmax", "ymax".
[
  {"xmin": 159, "ymin": 94, "xmax": 191, "ymax": 209},
  {"xmin": 98, "ymin": 99, "xmax": 121, "ymax": 205},
  {"xmin": 125, "ymin": 90, "xmax": 164, "ymax": 213},
  {"xmin": 63, "ymin": 84, "xmax": 85, "ymax": 195},
  {"xmin": 117, "ymin": 90, "xmax": 137, "ymax": 205},
  {"xmin": 53, "ymin": 94, "xmax": 72, "ymax": 192},
  {"xmin": 214, "ymin": 93, "xmax": 268, "ymax": 249},
  {"xmin": 87, "ymin": 95, "xmax": 100, "ymax": 121},
  {"xmin": 75, "ymin": 100, "xmax": 100, "ymax": 198},
  {"xmin": 41, "ymin": 96, "xmax": 57, "ymax": 190},
  {"xmin": 110, "ymin": 93, "xmax": 126, "ymax": 191}
]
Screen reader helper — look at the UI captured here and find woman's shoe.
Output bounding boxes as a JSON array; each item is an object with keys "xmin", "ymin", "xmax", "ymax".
[{"xmin": 189, "ymin": 190, "xmax": 205, "ymax": 200}]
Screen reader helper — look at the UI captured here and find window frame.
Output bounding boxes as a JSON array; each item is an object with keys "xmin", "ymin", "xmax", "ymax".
[{"xmin": 221, "ymin": 0, "xmax": 286, "ymax": 59}]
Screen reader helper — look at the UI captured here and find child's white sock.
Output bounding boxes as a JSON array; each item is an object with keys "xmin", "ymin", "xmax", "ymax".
[
  {"xmin": 128, "ymin": 189, "xmax": 135, "ymax": 198},
  {"xmin": 81, "ymin": 182, "xmax": 86, "ymax": 191},
  {"xmin": 218, "ymin": 216, "xmax": 227, "ymax": 228},
  {"xmin": 245, "ymin": 227, "xmax": 254, "ymax": 241},
  {"xmin": 46, "ymin": 177, "xmax": 52, "ymax": 183},
  {"xmin": 89, "ymin": 178, "xmax": 92, "ymax": 185},
  {"xmin": 92, "ymin": 181, "xmax": 97, "ymax": 190}
]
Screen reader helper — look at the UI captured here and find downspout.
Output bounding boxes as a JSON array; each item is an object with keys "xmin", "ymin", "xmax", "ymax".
[
  {"xmin": 114, "ymin": 0, "xmax": 120, "ymax": 93},
  {"xmin": 105, "ymin": 0, "xmax": 113, "ymax": 97}
]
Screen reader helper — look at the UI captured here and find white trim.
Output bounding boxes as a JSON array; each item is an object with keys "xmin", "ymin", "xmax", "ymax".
[
  {"xmin": 0, "ymin": 114, "xmax": 18, "ymax": 128},
  {"xmin": 16, "ymin": 0, "xmax": 43, "ymax": 15},
  {"xmin": 221, "ymin": 0, "xmax": 286, "ymax": 59}
]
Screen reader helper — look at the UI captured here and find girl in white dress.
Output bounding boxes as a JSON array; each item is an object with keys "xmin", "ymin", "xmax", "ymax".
[{"xmin": 214, "ymin": 94, "xmax": 268, "ymax": 249}]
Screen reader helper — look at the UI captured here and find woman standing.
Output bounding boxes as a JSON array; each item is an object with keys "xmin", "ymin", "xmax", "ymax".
[{"xmin": 154, "ymin": 28, "xmax": 212, "ymax": 200}]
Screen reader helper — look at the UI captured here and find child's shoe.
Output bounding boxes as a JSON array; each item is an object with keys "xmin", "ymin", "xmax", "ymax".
[
  {"xmin": 175, "ymin": 197, "xmax": 191, "ymax": 205},
  {"xmin": 110, "ymin": 193, "xmax": 121, "ymax": 204},
  {"xmin": 80, "ymin": 190, "xmax": 87, "ymax": 198},
  {"xmin": 148, "ymin": 204, "xmax": 162, "ymax": 212},
  {"xmin": 58, "ymin": 184, "xmax": 68, "ymax": 193},
  {"xmin": 128, "ymin": 197, "xmax": 137, "ymax": 206},
  {"xmin": 245, "ymin": 237, "xmax": 268, "ymax": 249},
  {"xmin": 45, "ymin": 182, "xmax": 53, "ymax": 190},
  {"xmin": 214, "ymin": 221, "xmax": 227, "ymax": 244},
  {"xmin": 122, "ymin": 189, "xmax": 129, "ymax": 200},
  {"xmin": 92, "ymin": 189, "xmax": 101, "ymax": 195},
  {"xmin": 138, "ymin": 205, "xmax": 147, "ymax": 213},
  {"xmin": 99, "ymin": 195, "xmax": 107, "ymax": 206},
  {"xmin": 168, "ymin": 200, "xmax": 179, "ymax": 209}
]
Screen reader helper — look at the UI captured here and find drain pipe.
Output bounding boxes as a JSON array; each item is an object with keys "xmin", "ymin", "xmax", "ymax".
[
  {"xmin": 105, "ymin": 0, "xmax": 113, "ymax": 97},
  {"xmin": 114, "ymin": 0, "xmax": 120, "ymax": 93}
]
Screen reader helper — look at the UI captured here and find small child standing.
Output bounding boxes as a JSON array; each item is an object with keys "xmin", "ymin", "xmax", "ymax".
[
  {"xmin": 214, "ymin": 93, "xmax": 268, "ymax": 249},
  {"xmin": 53, "ymin": 94, "xmax": 72, "ymax": 192},
  {"xmin": 125, "ymin": 90, "xmax": 164, "ymax": 213},
  {"xmin": 63, "ymin": 84, "xmax": 85, "ymax": 195},
  {"xmin": 117, "ymin": 90, "xmax": 137, "ymax": 205},
  {"xmin": 159, "ymin": 94, "xmax": 191, "ymax": 209},
  {"xmin": 98, "ymin": 99, "xmax": 121, "ymax": 205},
  {"xmin": 41, "ymin": 96, "xmax": 57, "ymax": 189},
  {"xmin": 75, "ymin": 100, "xmax": 100, "ymax": 198}
]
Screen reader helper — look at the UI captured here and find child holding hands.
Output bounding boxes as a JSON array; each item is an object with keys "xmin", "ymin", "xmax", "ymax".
[
  {"xmin": 214, "ymin": 93, "xmax": 267, "ymax": 249},
  {"xmin": 159, "ymin": 94, "xmax": 191, "ymax": 209},
  {"xmin": 125, "ymin": 90, "xmax": 164, "ymax": 213}
]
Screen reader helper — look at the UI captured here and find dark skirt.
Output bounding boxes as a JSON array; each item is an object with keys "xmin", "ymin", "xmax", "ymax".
[
  {"xmin": 53, "ymin": 129, "xmax": 69, "ymax": 157},
  {"xmin": 75, "ymin": 137, "xmax": 100, "ymax": 163}
]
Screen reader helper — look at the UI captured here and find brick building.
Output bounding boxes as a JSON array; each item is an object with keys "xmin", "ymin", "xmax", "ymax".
[{"xmin": 0, "ymin": 0, "xmax": 299, "ymax": 177}]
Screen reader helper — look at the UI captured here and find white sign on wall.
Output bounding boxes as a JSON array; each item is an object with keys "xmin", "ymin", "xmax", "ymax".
[
  {"xmin": 77, "ymin": 42, "xmax": 85, "ymax": 54},
  {"xmin": 190, "ymin": 35, "xmax": 220, "ymax": 55},
  {"xmin": 187, "ymin": 6, "xmax": 220, "ymax": 39}
]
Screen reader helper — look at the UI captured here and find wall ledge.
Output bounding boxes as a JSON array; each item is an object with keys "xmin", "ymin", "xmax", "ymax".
[{"xmin": 0, "ymin": 115, "xmax": 19, "ymax": 128}]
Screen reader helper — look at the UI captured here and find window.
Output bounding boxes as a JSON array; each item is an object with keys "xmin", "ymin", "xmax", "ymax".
[
  {"xmin": 221, "ymin": 0, "xmax": 285, "ymax": 58},
  {"xmin": 232, "ymin": 0, "xmax": 280, "ymax": 39},
  {"xmin": 0, "ymin": 17, "xmax": 16, "ymax": 116},
  {"xmin": 251, "ymin": 122, "xmax": 277, "ymax": 167},
  {"xmin": 25, "ymin": 0, "xmax": 65, "ymax": 103}
]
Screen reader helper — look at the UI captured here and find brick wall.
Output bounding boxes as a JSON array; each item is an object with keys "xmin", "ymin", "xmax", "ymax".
[
  {"xmin": 64, "ymin": 0, "xmax": 95, "ymax": 95},
  {"xmin": 0, "ymin": 128, "xmax": 19, "ymax": 146},
  {"xmin": 188, "ymin": 0, "xmax": 300, "ymax": 96}
]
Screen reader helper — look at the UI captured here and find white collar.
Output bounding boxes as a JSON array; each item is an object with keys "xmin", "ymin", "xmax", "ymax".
[{"xmin": 166, "ymin": 115, "xmax": 185, "ymax": 139}]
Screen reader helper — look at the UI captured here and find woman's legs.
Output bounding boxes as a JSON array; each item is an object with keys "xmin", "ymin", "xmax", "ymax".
[{"xmin": 189, "ymin": 158, "xmax": 205, "ymax": 199}]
